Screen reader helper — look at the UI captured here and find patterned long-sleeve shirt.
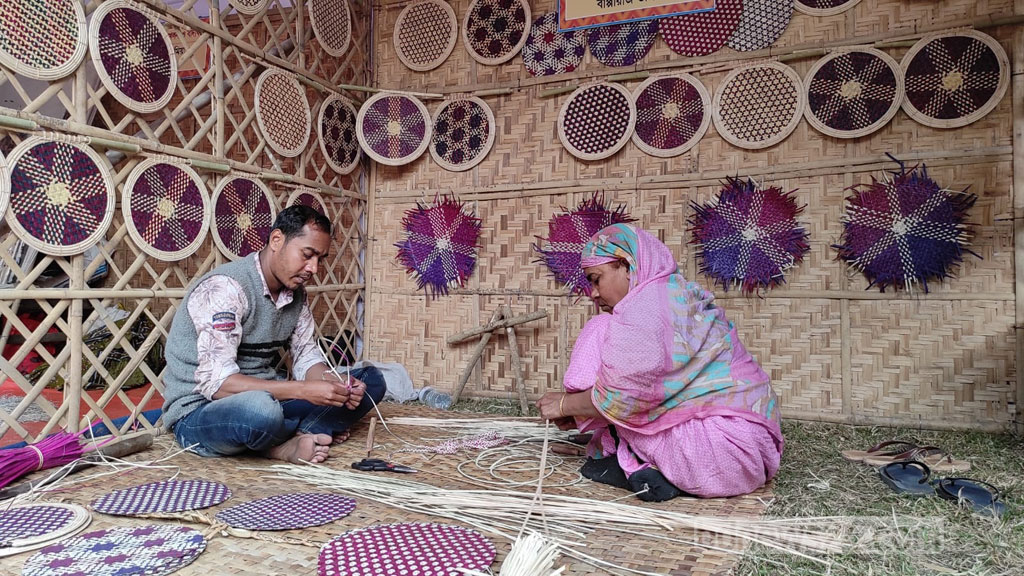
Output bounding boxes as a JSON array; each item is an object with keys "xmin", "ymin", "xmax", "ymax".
[{"xmin": 187, "ymin": 254, "xmax": 323, "ymax": 399}]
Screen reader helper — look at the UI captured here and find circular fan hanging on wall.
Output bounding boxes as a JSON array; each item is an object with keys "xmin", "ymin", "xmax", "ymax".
[
  {"xmin": 659, "ymin": 0, "xmax": 743, "ymax": 57},
  {"xmin": 123, "ymin": 158, "xmax": 211, "ymax": 261},
  {"xmin": 308, "ymin": 0, "xmax": 352, "ymax": 57},
  {"xmin": 394, "ymin": 0, "xmax": 459, "ymax": 72},
  {"xmin": 227, "ymin": 0, "xmax": 268, "ymax": 16},
  {"xmin": 835, "ymin": 163, "xmax": 978, "ymax": 292},
  {"xmin": 727, "ymin": 0, "xmax": 794, "ymax": 53},
  {"xmin": 713, "ymin": 61, "xmax": 805, "ymax": 150},
  {"xmin": 0, "ymin": 503, "xmax": 91, "ymax": 558},
  {"xmin": 211, "ymin": 175, "xmax": 277, "ymax": 260},
  {"xmin": 395, "ymin": 195, "xmax": 481, "ymax": 298},
  {"xmin": 216, "ymin": 493, "xmax": 356, "ymax": 531},
  {"xmin": 22, "ymin": 525, "xmax": 206, "ymax": 576},
  {"xmin": 586, "ymin": 21, "xmax": 658, "ymax": 68},
  {"xmin": 804, "ymin": 48, "xmax": 903, "ymax": 139},
  {"xmin": 4, "ymin": 137, "xmax": 115, "ymax": 256},
  {"xmin": 357, "ymin": 92, "xmax": 432, "ymax": 166},
  {"xmin": 255, "ymin": 69, "xmax": 312, "ymax": 159},
  {"xmin": 900, "ymin": 30, "xmax": 1008, "ymax": 129},
  {"xmin": 533, "ymin": 193, "xmax": 636, "ymax": 296},
  {"xmin": 522, "ymin": 12, "xmax": 586, "ymax": 77},
  {"xmin": 89, "ymin": 0, "xmax": 177, "ymax": 114},
  {"xmin": 463, "ymin": 0, "xmax": 531, "ymax": 65},
  {"xmin": 0, "ymin": 0, "xmax": 87, "ymax": 81},
  {"xmin": 318, "ymin": 522, "xmax": 496, "ymax": 576},
  {"xmin": 794, "ymin": 0, "xmax": 861, "ymax": 16},
  {"xmin": 690, "ymin": 178, "xmax": 810, "ymax": 295},
  {"xmin": 430, "ymin": 96, "xmax": 495, "ymax": 172},
  {"xmin": 558, "ymin": 82, "xmax": 637, "ymax": 161},
  {"xmin": 631, "ymin": 73, "xmax": 711, "ymax": 158},
  {"xmin": 287, "ymin": 186, "xmax": 329, "ymax": 216},
  {"xmin": 318, "ymin": 94, "xmax": 362, "ymax": 175}
]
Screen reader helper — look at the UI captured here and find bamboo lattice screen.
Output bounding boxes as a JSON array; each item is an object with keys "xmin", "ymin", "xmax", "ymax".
[{"xmin": 0, "ymin": 0, "xmax": 372, "ymax": 445}]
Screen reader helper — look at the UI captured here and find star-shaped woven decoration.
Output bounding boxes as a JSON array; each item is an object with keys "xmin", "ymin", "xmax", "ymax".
[
  {"xmin": 835, "ymin": 163, "xmax": 978, "ymax": 292},
  {"xmin": 395, "ymin": 196, "xmax": 482, "ymax": 298},
  {"xmin": 533, "ymin": 193, "xmax": 635, "ymax": 296},
  {"xmin": 690, "ymin": 177, "xmax": 810, "ymax": 295}
]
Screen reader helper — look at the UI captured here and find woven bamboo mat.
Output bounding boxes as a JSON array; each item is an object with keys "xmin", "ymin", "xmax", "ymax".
[{"xmin": 0, "ymin": 404, "xmax": 772, "ymax": 575}]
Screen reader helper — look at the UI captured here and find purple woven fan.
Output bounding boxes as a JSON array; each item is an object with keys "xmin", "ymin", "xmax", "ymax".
[
  {"xmin": 0, "ymin": 504, "xmax": 75, "ymax": 543},
  {"xmin": 690, "ymin": 178, "xmax": 809, "ymax": 294},
  {"xmin": 92, "ymin": 1, "xmax": 176, "ymax": 113},
  {"xmin": 212, "ymin": 176, "xmax": 276, "ymax": 260},
  {"xmin": 23, "ymin": 525, "xmax": 206, "ymax": 576},
  {"xmin": 835, "ymin": 163, "xmax": 978, "ymax": 292},
  {"xmin": 395, "ymin": 196, "xmax": 481, "ymax": 298},
  {"xmin": 522, "ymin": 12, "xmax": 586, "ymax": 77},
  {"xmin": 587, "ymin": 21, "xmax": 658, "ymax": 68},
  {"xmin": 91, "ymin": 479, "xmax": 232, "ymax": 516},
  {"xmin": 215, "ymin": 493, "xmax": 356, "ymax": 531},
  {"xmin": 125, "ymin": 160, "xmax": 208, "ymax": 260},
  {"xmin": 533, "ymin": 193, "xmax": 635, "ymax": 296},
  {"xmin": 318, "ymin": 522, "xmax": 496, "ymax": 576},
  {"xmin": 357, "ymin": 93, "xmax": 431, "ymax": 166}
]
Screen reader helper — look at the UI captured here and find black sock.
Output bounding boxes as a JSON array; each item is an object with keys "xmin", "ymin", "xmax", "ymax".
[
  {"xmin": 580, "ymin": 457, "xmax": 631, "ymax": 491},
  {"xmin": 628, "ymin": 467, "xmax": 683, "ymax": 502}
]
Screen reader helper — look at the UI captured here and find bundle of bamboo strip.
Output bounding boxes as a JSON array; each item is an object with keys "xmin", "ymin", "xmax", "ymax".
[
  {"xmin": 457, "ymin": 532, "xmax": 565, "ymax": 576},
  {"xmin": 262, "ymin": 464, "xmax": 856, "ymax": 575}
]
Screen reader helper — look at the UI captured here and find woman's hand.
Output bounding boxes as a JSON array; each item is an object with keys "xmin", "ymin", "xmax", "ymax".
[
  {"xmin": 552, "ymin": 416, "xmax": 576, "ymax": 431},
  {"xmin": 536, "ymin": 392, "xmax": 566, "ymax": 421}
]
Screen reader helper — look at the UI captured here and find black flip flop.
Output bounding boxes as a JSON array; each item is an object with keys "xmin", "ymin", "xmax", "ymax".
[
  {"xmin": 936, "ymin": 477, "xmax": 1007, "ymax": 518},
  {"xmin": 879, "ymin": 461, "xmax": 936, "ymax": 495}
]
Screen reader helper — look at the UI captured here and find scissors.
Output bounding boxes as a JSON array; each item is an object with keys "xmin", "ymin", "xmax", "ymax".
[{"xmin": 351, "ymin": 458, "xmax": 417, "ymax": 474}]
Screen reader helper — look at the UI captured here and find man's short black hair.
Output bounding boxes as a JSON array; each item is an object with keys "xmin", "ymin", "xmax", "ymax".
[{"xmin": 272, "ymin": 204, "xmax": 332, "ymax": 241}]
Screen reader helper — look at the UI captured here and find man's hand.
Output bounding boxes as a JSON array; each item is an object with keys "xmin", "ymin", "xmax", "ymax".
[
  {"xmin": 324, "ymin": 372, "xmax": 366, "ymax": 409},
  {"xmin": 301, "ymin": 379, "xmax": 351, "ymax": 407}
]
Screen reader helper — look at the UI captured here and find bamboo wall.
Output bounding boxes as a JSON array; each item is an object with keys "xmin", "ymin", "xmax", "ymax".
[
  {"xmin": 366, "ymin": 0, "xmax": 1024, "ymax": 431},
  {"xmin": 0, "ymin": 0, "xmax": 373, "ymax": 445}
]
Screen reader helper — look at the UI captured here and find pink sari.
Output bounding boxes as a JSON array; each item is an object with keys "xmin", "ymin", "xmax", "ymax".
[{"xmin": 566, "ymin": 224, "xmax": 783, "ymax": 497}]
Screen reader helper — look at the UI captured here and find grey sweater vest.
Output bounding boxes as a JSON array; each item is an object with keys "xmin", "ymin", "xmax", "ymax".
[{"xmin": 161, "ymin": 257, "xmax": 305, "ymax": 430}]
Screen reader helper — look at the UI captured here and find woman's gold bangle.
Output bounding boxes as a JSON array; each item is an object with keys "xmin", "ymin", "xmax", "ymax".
[{"xmin": 558, "ymin": 393, "xmax": 567, "ymax": 418}]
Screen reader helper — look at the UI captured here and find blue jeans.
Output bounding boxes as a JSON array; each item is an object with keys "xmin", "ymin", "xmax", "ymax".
[{"xmin": 173, "ymin": 366, "xmax": 387, "ymax": 457}]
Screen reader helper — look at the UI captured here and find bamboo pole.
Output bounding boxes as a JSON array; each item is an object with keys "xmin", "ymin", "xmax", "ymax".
[
  {"xmin": 1012, "ymin": 24, "xmax": 1024, "ymax": 434},
  {"xmin": 213, "ymin": 4, "xmax": 225, "ymax": 159},
  {"xmin": 501, "ymin": 305, "xmax": 531, "ymax": 416},
  {"xmin": 452, "ymin": 308, "xmax": 504, "ymax": 404},
  {"xmin": 447, "ymin": 310, "xmax": 549, "ymax": 345}
]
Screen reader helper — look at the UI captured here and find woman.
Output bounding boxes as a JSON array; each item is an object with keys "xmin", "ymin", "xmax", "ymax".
[{"xmin": 537, "ymin": 223, "xmax": 783, "ymax": 501}]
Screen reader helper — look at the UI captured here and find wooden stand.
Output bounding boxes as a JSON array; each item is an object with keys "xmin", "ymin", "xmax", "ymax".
[{"xmin": 448, "ymin": 307, "xmax": 548, "ymax": 415}]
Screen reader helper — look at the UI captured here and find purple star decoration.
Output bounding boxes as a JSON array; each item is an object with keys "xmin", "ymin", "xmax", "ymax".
[
  {"xmin": 395, "ymin": 196, "xmax": 482, "ymax": 298},
  {"xmin": 533, "ymin": 193, "xmax": 635, "ymax": 296},
  {"xmin": 690, "ymin": 178, "xmax": 810, "ymax": 295},
  {"xmin": 834, "ymin": 162, "xmax": 978, "ymax": 292}
]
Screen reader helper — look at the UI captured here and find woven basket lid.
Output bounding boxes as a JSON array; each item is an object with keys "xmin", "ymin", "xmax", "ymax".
[
  {"xmin": 287, "ymin": 186, "xmax": 329, "ymax": 216},
  {"xmin": 0, "ymin": 149, "xmax": 8, "ymax": 220},
  {"xmin": 4, "ymin": 137, "xmax": 115, "ymax": 256},
  {"xmin": 522, "ymin": 12, "xmax": 586, "ymax": 77},
  {"xmin": 586, "ymin": 20, "xmax": 658, "ymax": 68},
  {"xmin": 0, "ymin": 503, "xmax": 91, "ymax": 558},
  {"xmin": 463, "ymin": 0, "xmax": 531, "ymax": 65},
  {"xmin": 227, "ymin": 0, "xmax": 268, "ymax": 16},
  {"xmin": 255, "ymin": 68, "xmax": 312, "ymax": 158},
  {"xmin": 0, "ymin": 0, "xmax": 87, "ymax": 81},
  {"xmin": 660, "ymin": 0, "xmax": 744, "ymax": 57},
  {"xmin": 559, "ymin": 82, "xmax": 636, "ymax": 161},
  {"xmin": 394, "ymin": 0, "xmax": 458, "ymax": 72},
  {"xmin": 430, "ymin": 96, "xmax": 495, "ymax": 172},
  {"xmin": 727, "ymin": 0, "xmax": 794, "ymax": 52},
  {"xmin": 309, "ymin": 0, "xmax": 352, "ymax": 57},
  {"xmin": 631, "ymin": 73, "xmax": 711, "ymax": 158},
  {"xmin": 318, "ymin": 522, "xmax": 496, "ymax": 576},
  {"xmin": 122, "ymin": 158, "xmax": 211, "ymax": 261},
  {"xmin": 211, "ymin": 175, "xmax": 277, "ymax": 260},
  {"xmin": 357, "ymin": 92, "xmax": 432, "ymax": 166},
  {"xmin": 900, "ymin": 30, "xmax": 1008, "ymax": 129},
  {"xmin": 804, "ymin": 47, "xmax": 903, "ymax": 139},
  {"xmin": 22, "ymin": 525, "xmax": 206, "ymax": 576},
  {"xmin": 794, "ymin": 0, "xmax": 861, "ymax": 16},
  {"xmin": 89, "ymin": 0, "xmax": 177, "ymax": 115},
  {"xmin": 318, "ymin": 94, "xmax": 362, "ymax": 175},
  {"xmin": 713, "ymin": 60, "xmax": 805, "ymax": 150},
  {"xmin": 216, "ymin": 493, "xmax": 356, "ymax": 531}
]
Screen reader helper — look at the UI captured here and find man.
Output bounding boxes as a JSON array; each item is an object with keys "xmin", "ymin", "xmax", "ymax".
[{"xmin": 162, "ymin": 205, "xmax": 385, "ymax": 463}]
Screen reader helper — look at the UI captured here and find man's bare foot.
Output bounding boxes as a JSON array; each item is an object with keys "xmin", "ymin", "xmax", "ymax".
[
  {"xmin": 332, "ymin": 431, "xmax": 350, "ymax": 445},
  {"xmin": 267, "ymin": 433, "xmax": 332, "ymax": 464}
]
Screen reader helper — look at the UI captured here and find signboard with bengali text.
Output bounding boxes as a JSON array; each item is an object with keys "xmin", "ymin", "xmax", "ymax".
[{"xmin": 558, "ymin": 0, "xmax": 716, "ymax": 31}]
